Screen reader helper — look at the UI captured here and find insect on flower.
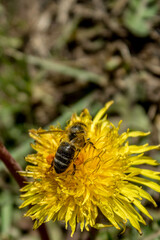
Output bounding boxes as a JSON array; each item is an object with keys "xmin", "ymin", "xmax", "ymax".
[
  {"xmin": 38, "ymin": 122, "xmax": 95, "ymax": 174},
  {"xmin": 19, "ymin": 101, "xmax": 160, "ymax": 236}
]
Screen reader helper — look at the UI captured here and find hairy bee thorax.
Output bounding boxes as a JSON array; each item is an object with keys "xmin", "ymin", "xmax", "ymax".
[{"xmin": 67, "ymin": 122, "xmax": 87, "ymax": 149}]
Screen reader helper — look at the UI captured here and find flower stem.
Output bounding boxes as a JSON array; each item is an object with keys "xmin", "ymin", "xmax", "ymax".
[
  {"xmin": 0, "ymin": 141, "xmax": 51, "ymax": 240},
  {"xmin": 0, "ymin": 141, "xmax": 27, "ymax": 188},
  {"xmin": 82, "ymin": 228, "xmax": 98, "ymax": 240}
]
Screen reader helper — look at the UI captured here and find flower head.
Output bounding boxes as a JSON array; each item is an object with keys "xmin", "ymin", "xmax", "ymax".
[{"xmin": 20, "ymin": 101, "xmax": 160, "ymax": 235}]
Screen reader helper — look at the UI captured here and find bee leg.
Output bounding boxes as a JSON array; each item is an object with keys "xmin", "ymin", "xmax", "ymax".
[
  {"xmin": 86, "ymin": 138, "xmax": 96, "ymax": 149},
  {"xmin": 72, "ymin": 149, "xmax": 81, "ymax": 175},
  {"xmin": 72, "ymin": 164, "xmax": 76, "ymax": 175},
  {"xmin": 48, "ymin": 161, "xmax": 54, "ymax": 172}
]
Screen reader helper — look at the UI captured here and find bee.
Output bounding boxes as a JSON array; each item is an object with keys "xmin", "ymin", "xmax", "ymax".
[{"xmin": 39, "ymin": 122, "xmax": 94, "ymax": 174}]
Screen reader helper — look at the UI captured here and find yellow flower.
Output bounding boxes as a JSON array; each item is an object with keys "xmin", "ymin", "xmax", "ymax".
[{"xmin": 20, "ymin": 101, "xmax": 160, "ymax": 236}]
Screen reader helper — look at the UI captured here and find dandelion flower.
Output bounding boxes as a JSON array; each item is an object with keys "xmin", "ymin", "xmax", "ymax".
[{"xmin": 20, "ymin": 101, "xmax": 160, "ymax": 235}]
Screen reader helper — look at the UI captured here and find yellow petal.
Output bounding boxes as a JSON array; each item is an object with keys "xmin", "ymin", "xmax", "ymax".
[
  {"xmin": 93, "ymin": 101, "xmax": 114, "ymax": 123},
  {"xmin": 65, "ymin": 201, "xmax": 75, "ymax": 228},
  {"xmin": 99, "ymin": 204, "xmax": 120, "ymax": 229},
  {"xmin": 129, "ymin": 144, "xmax": 160, "ymax": 154},
  {"xmin": 114, "ymin": 198, "xmax": 144, "ymax": 233},
  {"xmin": 129, "ymin": 155, "xmax": 158, "ymax": 166},
  {"xmin": 128, "ymin": 176, "xmax": 160, "ymax": 192},
  {"xmin": 70, "ymin": 208, "xmax": 77, "ymax": 236},
  {"xmin": 93, "ymin": 223, "xmax": 113, "ymax": 229},
  {"xmin": 137, "ymin": 187, "xmax": 157, "ymax": 207},
  {"xmin": 128, "ymin": 131, "xmax": 150, "ymax": 138},
  {"xmin": 132, "ymin": 199, "xmax": 153, "ymax": 220},
  {"xmin": 127, "ymin": 167, "xmax": 160, "ymax": 180}
]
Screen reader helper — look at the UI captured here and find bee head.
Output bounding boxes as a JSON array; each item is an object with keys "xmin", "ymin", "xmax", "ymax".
[{"xmin": 68, "ymin": 122, "xmax": 87, "ymax": 141}]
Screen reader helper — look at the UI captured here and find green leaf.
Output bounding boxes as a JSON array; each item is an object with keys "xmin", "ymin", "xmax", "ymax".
[
  {"xmin": 0, "ymin": 191, "xmax": 12, "ymax": 235},
  {"xmin": 123, "ymin": 0, "xmax": 158, "ymax": 37},
  {"xmin": 127, "ymin": 104, "xmax": 151, "ymax": 131}
]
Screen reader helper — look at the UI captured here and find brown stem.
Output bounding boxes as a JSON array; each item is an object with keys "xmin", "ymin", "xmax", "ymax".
[
  {"xmin": 38, "ymin": 224, "xmax": 50, "ymax": 240},
  {"xmin": 82, "ymin": 227, "xmax": 98, "ymax": 240},
  {"xmin": 0, "ymin": 141, "xmax": 27, "ymax": 188},
  {"xmin": 0, "ymin": 141, "xmax": 50, "ymax": 240}
]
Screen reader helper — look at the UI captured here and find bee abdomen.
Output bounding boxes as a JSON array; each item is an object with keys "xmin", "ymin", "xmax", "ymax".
[{"xmin": 54, "ymin": 141, "xmax": 75, "ymax": 174}]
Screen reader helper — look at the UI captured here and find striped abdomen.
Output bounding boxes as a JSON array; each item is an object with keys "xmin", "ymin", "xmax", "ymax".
[{"xmin": 54, "ymin": 141, "xmax": 76, "ymax": 174}]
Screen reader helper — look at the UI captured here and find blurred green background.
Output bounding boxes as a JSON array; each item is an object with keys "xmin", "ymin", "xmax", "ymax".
[{"xmin": 0, "ymin": 0, "xmax": 160, "ymax": 239}]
